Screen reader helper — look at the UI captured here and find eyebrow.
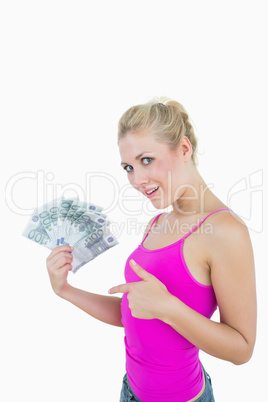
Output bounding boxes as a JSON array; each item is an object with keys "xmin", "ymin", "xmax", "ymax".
[{"xmin": 121, "ymin": 152, "xmax": 151, "ymax": 166}]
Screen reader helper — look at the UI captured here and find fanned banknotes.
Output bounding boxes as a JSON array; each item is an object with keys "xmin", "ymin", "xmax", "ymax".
[{"xmin": 22, "ymin": 197, "xmax": 119, "ymax": 273}]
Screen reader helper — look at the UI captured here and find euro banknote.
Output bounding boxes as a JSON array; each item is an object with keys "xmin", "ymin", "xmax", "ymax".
[{"xmin": 22, "ymin": 197, "xmax": 118, "ymax": 273}]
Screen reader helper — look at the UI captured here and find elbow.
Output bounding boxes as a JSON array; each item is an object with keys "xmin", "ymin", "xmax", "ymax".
[
  {"xmin": 232, "ymin": 356, "xmax": 251, "ymax": 366},
  {"xmin": 230, "ymin": 329, "xmax": 256, "ymax": 365},
  {"xmin": 231, "ymin": 346, "xmax": 255, "ymax": 366}
]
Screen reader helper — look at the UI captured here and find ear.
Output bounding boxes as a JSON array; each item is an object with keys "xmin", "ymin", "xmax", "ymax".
[{"xmin": 181, "ymin": 136, "xmax": 193, "ymax": 162}]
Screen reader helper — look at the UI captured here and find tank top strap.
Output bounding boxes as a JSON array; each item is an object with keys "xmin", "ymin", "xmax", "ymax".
[
  {"xmin": 142, "ymin": 213, "xmax": 165, "ymax": 243},
  {"xmin": 182, "ymin": 208, "xmax": 231, "ymax": 240}
]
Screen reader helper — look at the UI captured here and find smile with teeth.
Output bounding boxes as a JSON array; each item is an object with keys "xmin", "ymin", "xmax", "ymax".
[{"xmin": 145, "ymin": 186, "xmax": 159, "ymax": 195}]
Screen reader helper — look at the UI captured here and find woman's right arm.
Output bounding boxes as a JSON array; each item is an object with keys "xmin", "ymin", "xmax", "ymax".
[{"xmin": 46, "ymin": 245, "xmax": 123, "ymax": 327}]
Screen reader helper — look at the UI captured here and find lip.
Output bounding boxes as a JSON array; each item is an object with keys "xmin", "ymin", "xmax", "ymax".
[{"xmin": 143, "ymin": 186, "xmax": 160, "ymax": 199}]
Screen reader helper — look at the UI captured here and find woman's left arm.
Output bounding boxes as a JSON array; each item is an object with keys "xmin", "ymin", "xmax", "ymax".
[{"xmin": 162, "ymin": 215, "xmax": 257, "ymax": 365}]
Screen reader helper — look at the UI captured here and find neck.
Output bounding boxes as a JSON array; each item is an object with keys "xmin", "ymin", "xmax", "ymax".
[{"xmin": 171, "ymin": 167, "xmax": 216, "ymax": 216}]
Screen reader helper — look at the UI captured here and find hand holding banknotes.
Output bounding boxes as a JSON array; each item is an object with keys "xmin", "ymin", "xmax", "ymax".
[
  {"xmin": 46, "ymin": 245, "xmax": 74, "ymax": 296},
  {"xmin": 22, "ymin": 196, "xmax": 122, "ymax": 327}
]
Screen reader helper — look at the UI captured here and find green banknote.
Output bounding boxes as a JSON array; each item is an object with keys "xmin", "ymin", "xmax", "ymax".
[{"xmin": 22, "ymin": 209, "xmax": 54, "ymax": 249}]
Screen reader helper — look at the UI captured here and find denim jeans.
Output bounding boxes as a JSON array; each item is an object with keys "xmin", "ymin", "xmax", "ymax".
[{"xmin": 119, "ymin": 366, "xmax": 215, "ymax": 402}]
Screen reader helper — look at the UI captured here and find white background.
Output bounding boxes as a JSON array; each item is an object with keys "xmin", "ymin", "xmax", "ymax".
[{"xmin": 1, "ymin": 1, "xmax": 267, "ymax": 401}]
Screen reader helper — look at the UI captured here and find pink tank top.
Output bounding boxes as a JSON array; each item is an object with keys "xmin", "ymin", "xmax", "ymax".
[{"xmin": 121, "ymin": 209, "xmax": 230, "ymax": 402}]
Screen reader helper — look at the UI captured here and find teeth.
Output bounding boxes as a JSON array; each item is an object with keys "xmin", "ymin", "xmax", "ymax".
[{"xmin": 146, "ymin": 186, "xmax": 159, "ymax": 195}]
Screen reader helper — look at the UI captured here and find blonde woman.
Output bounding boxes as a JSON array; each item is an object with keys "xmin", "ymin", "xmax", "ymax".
[{"xmin": 46, "ymin": 98, "xmax": 257, "ymax": 401}]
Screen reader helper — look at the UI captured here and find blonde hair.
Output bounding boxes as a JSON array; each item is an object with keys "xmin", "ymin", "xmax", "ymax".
[{"xmin": 118, "ymin": 97, "xmax": 198, "ymax": 165}]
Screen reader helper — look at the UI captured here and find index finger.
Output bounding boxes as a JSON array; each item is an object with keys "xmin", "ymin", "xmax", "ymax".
[
  {"xmin": 108, "ymin": 283, "xmax": 130, "ymax": 295},
  {"xmin": 47, "ymin": 245, "xmax": 74, "ymax": 260}
]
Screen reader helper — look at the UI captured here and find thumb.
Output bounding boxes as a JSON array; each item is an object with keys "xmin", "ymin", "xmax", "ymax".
[{"xmin": 129, "ymin": 259, "xmax": 152, "ymax": 281}]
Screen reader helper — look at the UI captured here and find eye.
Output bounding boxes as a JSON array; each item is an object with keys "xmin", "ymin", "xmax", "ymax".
[
  {"xmin": 123, "ymin": 165, "xmax": 133, "ymax": 173},
  {"xmin": 142, "ymin": 157, "xmax": 153, "ymax": 165}
]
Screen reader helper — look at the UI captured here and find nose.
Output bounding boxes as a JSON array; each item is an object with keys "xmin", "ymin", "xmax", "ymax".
[{"xmin": 132, "ymin": 167, "xmax": 149, "ymax": 187}]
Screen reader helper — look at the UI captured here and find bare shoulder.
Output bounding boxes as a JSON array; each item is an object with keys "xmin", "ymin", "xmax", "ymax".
[
  {"xmin": 208, "ymin": 210, "xmax": 252, "ymax": 254},
  {"xmin": 206, "ymin": 209, "xmax": 255, "ymax": 285}
]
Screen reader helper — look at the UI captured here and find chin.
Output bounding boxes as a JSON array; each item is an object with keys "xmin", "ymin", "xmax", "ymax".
[{"xmin": 150, "ymin": 198, "xmax": 170, "ymax": 210}]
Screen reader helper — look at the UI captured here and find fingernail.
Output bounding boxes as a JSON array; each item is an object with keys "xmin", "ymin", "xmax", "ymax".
[{"xmin": 131, "ymin": 259, "xmax": 136, "ymax": 265}]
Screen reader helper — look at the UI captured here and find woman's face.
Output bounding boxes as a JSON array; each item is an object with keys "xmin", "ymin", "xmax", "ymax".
[{"xmin": 118, "ymin": 130, "xmax": 192, "ymax": 210}]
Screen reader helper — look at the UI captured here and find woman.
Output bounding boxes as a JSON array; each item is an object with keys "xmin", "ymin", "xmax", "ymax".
[{"xmin": 46, "ymin": 98, "xmax": 257, "ymax": 401}]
